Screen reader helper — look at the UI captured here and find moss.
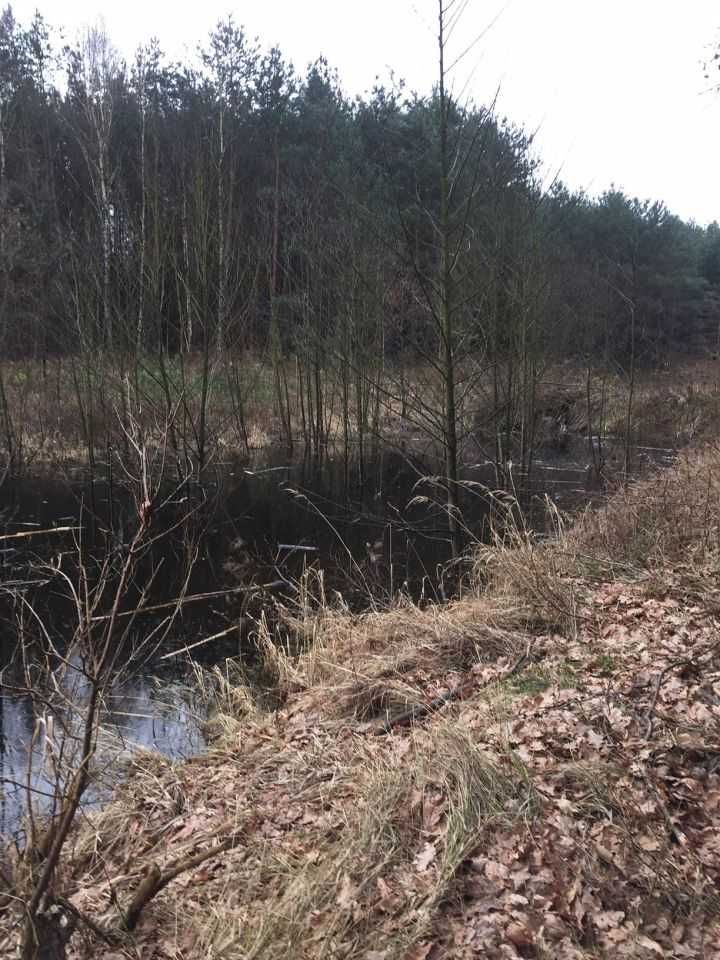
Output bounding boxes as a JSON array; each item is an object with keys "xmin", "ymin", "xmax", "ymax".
[{"xmin": 507, "ymin": 660, "xmax": 577, "ymax": 696}]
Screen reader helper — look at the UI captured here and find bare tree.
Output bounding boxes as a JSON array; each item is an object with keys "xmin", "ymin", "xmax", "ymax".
[
  {"xmin": 0, "ymin": 394, "xmax": 238, "ymax": 959},
  {"xmin": 68, "ymin": 23, "xmax": 120, "ymax": 348}
]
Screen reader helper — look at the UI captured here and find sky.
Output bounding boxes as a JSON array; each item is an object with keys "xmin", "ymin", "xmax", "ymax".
[{"xmin": 10, "ymin": 0, "xmax": 720, "ymax": 225}]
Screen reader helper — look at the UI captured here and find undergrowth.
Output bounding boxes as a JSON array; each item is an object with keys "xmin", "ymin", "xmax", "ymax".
[{"xmin": 4, "ymin": 445, "xmax": 720, "ymax": 958}]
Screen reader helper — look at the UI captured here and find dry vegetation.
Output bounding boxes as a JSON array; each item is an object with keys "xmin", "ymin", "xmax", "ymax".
[
  {"xmin": 4, "ymin": 443, "xmax": 720, "ymax": 957},
  {"xmin": 4, "ymin": 355, "xmax": 720, "ymax": 470}
]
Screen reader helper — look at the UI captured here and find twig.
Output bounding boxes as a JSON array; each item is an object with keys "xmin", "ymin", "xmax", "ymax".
[
  {"xmin": 90, "ymin": 580, "xmax": 287, "ymax": 622},
  {"xmin": 159, "ymin": 624, "xmax": 239, "ymax": 660},
  {"xmin": 373, "ymin": 687, "xmax": 462, "ymax": 735},
  {"xmin": 0, "ymin": 526, "xmax": 80, "ymax": 542},
  {"xmin": 644, "ymin": 637, "xmax": 720, "ymax": 738},
  {"xmin": 122, "ymin": 834, "xmax": 239, "ymax": 931},
  {"xmin": 646, "ymin": 777, "xmax": 686, "ymax": 846},
  {"xmin": 55, "ymin": 897, "xmax": 123, "ymax": 946},
  {"xmin": 644, "ymin": 662, "xmax": 677, "ymax": 738}
]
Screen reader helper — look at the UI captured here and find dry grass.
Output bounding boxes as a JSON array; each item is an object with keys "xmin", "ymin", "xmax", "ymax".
[
  {"xmin": 540, "ymin": 358, "xmax": 720, "ymax": 449},
  {"xmin": 5, "ymin": 354, "xmax": 720, "ymax": 472},
  {"xmin": 182, "ymin": 718, "xmax": 534, "ymax": 960},
  {"xmin": 0, "ymin": 353, "xmax": 431, "ymax": 469},
  {"xmin": 573, "ymin": 442, "xmax": 720, "ymax": 569},
  {"xmin": 474, "ymin": 496, "xmax": 585, "ymax": 635},
  {"xmin": 603, "ymin": 360, "xmax": 720, "ymax": 447},
  {"xmin": 476, "ymin": 443, "xmax": 720, "ymax": 638},
  {"xmin": 6, "ymin": 443, "xmax": 720, "ymax": 958},
  {"xmin": 255, "ymin": 591, "xmax": 532, "ymax": 725}
]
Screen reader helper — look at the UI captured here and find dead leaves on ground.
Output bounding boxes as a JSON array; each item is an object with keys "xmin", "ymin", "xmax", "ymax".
[{"xmin": 55, "ymin": 578, "xmax": 720, "ymax": 959}]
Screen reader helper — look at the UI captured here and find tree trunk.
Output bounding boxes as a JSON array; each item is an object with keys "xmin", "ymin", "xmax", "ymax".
[{"xmin": 438, "ymin": 0, "xmax": 460, "ymax": 557}]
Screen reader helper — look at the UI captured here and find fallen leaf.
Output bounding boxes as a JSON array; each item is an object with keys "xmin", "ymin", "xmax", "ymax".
[
  {"xmin": 594, "ymin": 910, "xmax": 626, "ymax": 931},
  {"xmin": 422, "ymin": 794, "xmax": 446, "ymax": 832},
  {"xmin": 337, "ymin": 872, "xmax": 358, "ymax": 909},
  {"xmin": 414, "ymin": 841, "xmax": 437, "ymax": 872},
  {"xmin": 506, "ymin": 921, "xmax": 533, "ymax": 948},
  {"xmin": 404, "ymin": 943, "xmax": 433, "ymax": 960},
  {"xmin": 484, "ymin": 860, "xmax": 509, "ymax": 882},
  {"xmin": 636, "ymin": 934, "xmax": 665, "ymax": 955}
]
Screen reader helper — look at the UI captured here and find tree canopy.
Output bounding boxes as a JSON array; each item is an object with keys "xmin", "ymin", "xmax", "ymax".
[{"xmin": 0, "ymin": 6, "xmax": 717, "ymax": 367}]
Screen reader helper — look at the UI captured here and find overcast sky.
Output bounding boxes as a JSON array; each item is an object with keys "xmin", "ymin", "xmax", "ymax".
[{"xmin": 11, "ymin": 0, "xmax": 720, "ymax": 225}]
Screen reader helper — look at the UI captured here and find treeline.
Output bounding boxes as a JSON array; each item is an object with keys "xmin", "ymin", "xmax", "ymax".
[
  {"xmin": 1, "ymin": 6, "xmax": 718, "ymax": 365},
  {"xmin": 2, "ymin": 1, "xmax": 720, "ymax": 505}
]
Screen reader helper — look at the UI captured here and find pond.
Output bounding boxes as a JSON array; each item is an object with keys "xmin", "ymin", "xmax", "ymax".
[
  {"xmin": 0, "ymin": 438, "xmax": 674, "ymax": 837},
  {"xmin": 0, "ymin": 664, "xmax": 205, "ymax": 838}
]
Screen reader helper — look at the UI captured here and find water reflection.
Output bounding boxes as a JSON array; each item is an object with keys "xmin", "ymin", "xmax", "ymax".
[
  {"xmin": 0, "ymin": 440, "xmax": 676, "ymax": 839},
  {"xmin": 0, "ymin": 444, "xmax": 617, "ymax": 618},
  {"xmin": 0, "ymin": 667, "xmax": 205, "ymax": 839}
]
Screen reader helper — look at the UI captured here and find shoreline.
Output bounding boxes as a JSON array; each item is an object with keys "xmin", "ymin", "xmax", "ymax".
[{"xmin": 4, "ymin": 444, "xmax": 719, "ymax": 957}]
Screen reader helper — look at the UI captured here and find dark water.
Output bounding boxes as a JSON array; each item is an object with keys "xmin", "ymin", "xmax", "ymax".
[{"xmin": 0, "ymin": 439, "xmax": 674, "ymax": 837}]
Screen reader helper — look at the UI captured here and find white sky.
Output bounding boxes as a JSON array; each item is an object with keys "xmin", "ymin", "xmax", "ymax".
[{"xmin": 11, "ymin": 0, "xmax": 720, "ymax": 225}]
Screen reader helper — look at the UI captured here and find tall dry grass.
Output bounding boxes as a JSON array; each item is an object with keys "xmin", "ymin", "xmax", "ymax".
[
  {"xmin": 10, "ymin": 439, "xmax": 720, "ymax": 959},
  {"xmin": 475, "ymin": 443, "xmax": 720, "ymax": 632},
  {"xmin": 573, "ymin": 443, "xmax": 720, "ymax": 568}
]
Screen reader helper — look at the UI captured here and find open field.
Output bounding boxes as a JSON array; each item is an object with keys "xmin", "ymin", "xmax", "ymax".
[{"xmin": 4, "ymin": 442, "xmax": 720, "ymax": 958}]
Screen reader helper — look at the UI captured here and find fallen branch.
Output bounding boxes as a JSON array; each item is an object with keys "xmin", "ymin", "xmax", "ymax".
[
  {"xmin": 373, "ymin": 686, "xmax": 463, "ymax": 735},
  {"xmin": 159, "ymin": 624, "xmax": 239, "ymax": 660},
  {"xmin": 90, "ymin": 580, "xmax": 287, "ymax": 622},
  {"xmin": 122, "ymin": 833, "xmax": 240, "ymax": 931},
  {"xmin": 372, "ymin": 642, "xmax": 532, "ymax": 735},
  {"xmin": 0, "ymin": 526, "xmax": 80, "ymax": 542}
]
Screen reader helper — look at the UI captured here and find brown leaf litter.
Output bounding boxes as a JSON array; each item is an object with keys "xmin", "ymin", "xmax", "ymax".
[
  {"xmin": 19, "ymin": 579, "xmax": 715, "ymax": 960},
  {"xmin": 5, "ymin": 447, "xmax": 720, "ymax": 959}
]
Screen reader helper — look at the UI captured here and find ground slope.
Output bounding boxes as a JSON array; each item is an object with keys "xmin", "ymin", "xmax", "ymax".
[{"xmin": 10, "ymin": 447, "xmax": 720, "ymax": 959}]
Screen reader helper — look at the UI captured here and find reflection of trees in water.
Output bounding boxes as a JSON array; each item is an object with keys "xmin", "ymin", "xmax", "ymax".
[
  {"xmin": 0, "ymin": 690, "xmax": 44, "ymax": 838},
  {"xmin": 0, "ymin": 673, "xmax": 204, "ymax": 839},
  {"xmin": 0, "ymin": 449, "xmax": 620, "ymax": 839},
  {"xmin": 101, "ymin": 679, "xmax": 205, "ymax": 755}
]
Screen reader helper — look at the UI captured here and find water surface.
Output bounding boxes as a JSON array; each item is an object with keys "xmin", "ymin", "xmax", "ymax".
[{"xmin": 0, "ymin": 439, "xmax": 674, "ymax": 837}]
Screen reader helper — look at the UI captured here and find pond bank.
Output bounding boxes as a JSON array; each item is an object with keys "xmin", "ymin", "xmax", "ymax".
[
  {"xmin": 3, "ymin": 444, "xmax": 720, "ymax": 958},
  {"xmin": 0, "ymin": 429, "xmax": 677, "ymax": 842}
]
